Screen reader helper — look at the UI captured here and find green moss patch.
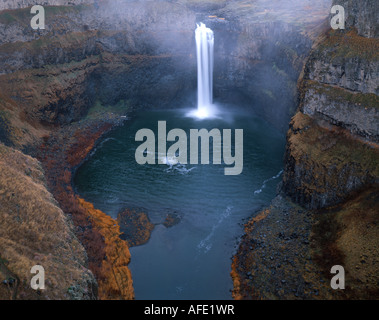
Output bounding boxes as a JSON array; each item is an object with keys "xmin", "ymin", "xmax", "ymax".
[
  {"xmin": 304, "ymin": 80, "xmax": 379, "ymax": 110},
  {"xmin": 315, "ymin": 29, "xmax": 379, "ymax": 61}
]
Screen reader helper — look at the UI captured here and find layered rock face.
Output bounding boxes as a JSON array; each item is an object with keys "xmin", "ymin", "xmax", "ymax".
[
  {"xmin": 283, "ymin": 0, "xmax": 379, "ymax": 209},
  {"xmin": 0, "ymin": 0, "xmax": 332, "ymax": 143},
  {"xmin": 279, "ymin": 0, "xmax": 379, "ymax": 297},
  {"xmin": 333, "ymin": 0, "xmax": 379, "ymax": 38},
  {"xmin": 232, "ymin": 1, "xmax": 378, "ymax": 300},
  {"xmin": 0, "ymin": 2, "xmax": 196, "ymax": 143},
  {"xmin": 0, "ymin": 1, "xmax": 196, "ymax": 299},
  {"xmin": 197, "ymin": 0, "xmax": 331, "ymax": 130}
]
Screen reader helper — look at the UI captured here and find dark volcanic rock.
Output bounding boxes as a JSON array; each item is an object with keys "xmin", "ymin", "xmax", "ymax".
[
  {"xmin": 162, "ymin": 209, "xmax": 182, "ymax": 228},
  {"xmin": 117, "ymin": 208, "xmax": 155, "ymax": 247},
  {"xmin": 332, "ymin": 0, "xmax": 379, "ymax": 38},
  {"xmin": 282, "ymin": 0, "xmax": 379, "ymax": 209}
]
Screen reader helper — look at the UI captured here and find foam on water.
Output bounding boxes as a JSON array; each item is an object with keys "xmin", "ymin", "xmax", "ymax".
[
  {"xmin": 197, "ymin": 205, "xmax": 233, "ymax": 253},
  {"xmin": 253, "ymin": 170, "xmax": 283, "ymax": 195}
]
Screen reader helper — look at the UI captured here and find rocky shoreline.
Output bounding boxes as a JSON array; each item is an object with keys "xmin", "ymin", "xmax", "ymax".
[
  {"xmin": 36, "ymin": 110, "xmax": 135, "ymax": 300},
  {"xmin": 231, "ymin": 194, "xmax": 330, "ymax": 300},
  {"xmin": 231, "ymin": 185, "xmax": 379, "ymax": 300}
]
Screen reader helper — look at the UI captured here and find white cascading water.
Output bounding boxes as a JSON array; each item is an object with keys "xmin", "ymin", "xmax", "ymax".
[
  {"xmin": 196, "ymin": 23, "xmax": 214, "ymax": 117},
  {"xmin": 185, "ymin": 23, "xmax": 217, "ymax": 119},
  {"xmin": 191, "ymin": 23, "xmax": 215, "ymax": 119}
]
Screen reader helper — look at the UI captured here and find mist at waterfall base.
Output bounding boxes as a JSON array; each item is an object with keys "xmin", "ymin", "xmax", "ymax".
[{"xmin": 73, "ymin": 24, "xmax": 286, "ymax": 299}]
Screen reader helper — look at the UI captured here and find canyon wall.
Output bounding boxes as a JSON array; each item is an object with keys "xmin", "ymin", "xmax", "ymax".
[
  {"xmin": 283, "ymin": 0, "xmax": 379, "ymax": 209},
  {"xmin": 197, "ymin": 0, "xmax": 331, "ymax": 130},
  {"xmin": 232, "ymin": 0, "xmax": 378, "ymax": 300},
  {"xmin": 332, "ymin": 0, "xmax": 379, "ymax": 38},
  {"xmin": 0, "ymin": 0, "xmax": 331, "ymax": 138},
  {"xmin": 0, "ymin": 2, "xmax": 196, "ymax": 137}
]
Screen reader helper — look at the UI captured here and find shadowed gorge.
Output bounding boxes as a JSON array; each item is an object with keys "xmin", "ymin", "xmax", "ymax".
[{"xmin": 0, "ymin": 0, "xmax": 377, "ymax": 301}]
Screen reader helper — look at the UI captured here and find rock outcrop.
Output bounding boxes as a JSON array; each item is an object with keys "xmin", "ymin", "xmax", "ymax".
[
  {"xmin": 283, "ymin": 0, "xmax": 379, "ymax": 209},
  {"xmin": 332, "ymin": 0, "xmax": 379, "ymax": 38},
  {"xmin": 117, "ymin": 208, "xmax": 155, "ymax": 247}
]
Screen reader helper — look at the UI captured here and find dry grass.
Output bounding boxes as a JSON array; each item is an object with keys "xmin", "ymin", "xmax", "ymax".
[
  {"xmin": 0, "ymin": 54, "xmax": 100, "ymax": 125},
  {"xmin": 0, "ymin": 94, "xmax": 49, "ymax": 148},
  {"xmin": 288, "ymin": 112, "xmax": 379, "ymax": 180},
  {"xmin": 0, "ymin": 143, "xmax": 95, "ymax": 300},
  {"xmin": 37, "ymin": 118, "xmax": 134, "ymax": 300},
  {"xmin": 283, "ymin": 111, "xmax": 378, "ymax": 210},
  {"xmin": 312, "ymin": 187, "xmax": 379, "ymax": 299},
  {"xmin": 302, "ymin": 80, "xmax": 379, "ymax": 110}
]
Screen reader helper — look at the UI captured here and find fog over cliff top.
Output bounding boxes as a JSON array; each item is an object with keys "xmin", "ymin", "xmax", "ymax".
[{"xmin": 1, "ymin": 0, "xmax": 332, "ymax": 14}]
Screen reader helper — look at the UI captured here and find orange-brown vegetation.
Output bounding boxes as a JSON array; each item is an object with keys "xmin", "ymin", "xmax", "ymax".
[
  {"xmin": 77, "ymin": 198, "xmax": 134, "ymax": 300},
  {"xmin": 37, "ymin": 116, "xmax": 134, "ymax": 300}
]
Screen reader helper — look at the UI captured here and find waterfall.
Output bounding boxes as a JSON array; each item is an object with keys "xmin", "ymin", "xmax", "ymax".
[{"xmin": 195, "ymin": 23, "xmax": 214, "ymax": 118}]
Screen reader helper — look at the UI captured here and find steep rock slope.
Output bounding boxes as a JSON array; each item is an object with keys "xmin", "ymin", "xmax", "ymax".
[
  {"xmin": 283, "ymin": 0, "xmax": 379, "ymax": 209},
  {"xmin": 0, "ymin": 0, "xmax": 331, "ymax": 142},
  {"xmin": 0, "ymin": 3, "xmax": 196, "ymax": 147},
  {"xmin": 0, "ymin": 143, "xmax": 96, "ymax": 300}
]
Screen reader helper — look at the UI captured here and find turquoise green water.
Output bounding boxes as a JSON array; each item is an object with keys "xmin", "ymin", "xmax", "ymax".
[{"xmin": 74, "ymin": 107, "xmax": 285, "ymax": 299}]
